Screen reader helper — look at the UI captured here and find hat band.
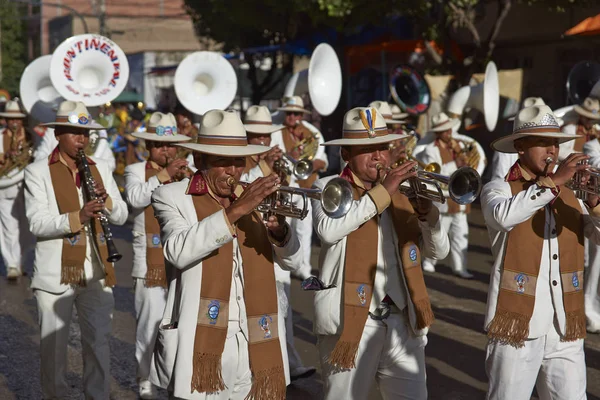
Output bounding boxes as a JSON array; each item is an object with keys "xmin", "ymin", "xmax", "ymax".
[
  {"xmin": 196, "ymin": 135, "xmax": 248, "ymax": 146},
  {"xmin": 381, "ymin": 113, "xmax": 394, "ymax": 120},
  {"xmin": 245, "ymin": 121, "xmax": 273, "ymax": 126},
  {"xmin": 432, "ymin": 120, "xmax": 452, "ymax": 129},
  {"xmin": 514, "ymin": 126, "xmax": 561, "ymax": 134},
  {"xmin": 342, "ymin": 127, "xmax": 389, "ymax": 139},
  {"xmin": 283, "ymin": 104, "xmax": 305, "ymax": 110},
  {"xmin": 4, "ymin": 109, "xmax": 24, "ymax": 115},
  {"xmin": 56, "ymin": 114, "xmax": 92, "ymax": 126},
  {"xmin": 147, "ymin": 125, "xmax": 178, "ymax": 136}
]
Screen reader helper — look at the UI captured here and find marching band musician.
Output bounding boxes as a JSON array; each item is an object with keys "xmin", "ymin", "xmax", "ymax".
[
  {"xmin": 24, "ymin": 101, "xmax": 128, "ymax": 399},
  {"xmin": 241, "ymin": 105, "xmax": 317, "ymax": 381},
  {"xmin": 271, "ymin": 95, "xmax": 328, "ymax": 279},
  {"xmin": 150, "ymin": 110, "xmax": 302, "ymax": 399},
  {"xmin": 481, "ymin": 104, "xmax": 600, "ymax": 400},
  {"xmin": 416, "ymin": 112, "xmax": 486, "ymax": 279},
  {"xmin": 0, "ymin": 100, "xmax": 34, "ymax": 280},
  {"xmin": 124, "ymin": 112, "xmax": 191, "ymax": 399},
  {"xmin": 559, "ymin": 97, "xmax": 600, "ymax": 159},
  {"xmin": 313, "ymin": 107, "xmax": 449, "ymax": 400}
]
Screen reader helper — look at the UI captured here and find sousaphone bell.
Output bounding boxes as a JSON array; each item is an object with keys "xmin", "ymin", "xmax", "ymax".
[
  {"xmin": 20, "ymin": 55, "xmax": 64, "ymax": 123},
  {"xmin": 389, "ymin": 64, "xmax": 431, "ymax": 115}
]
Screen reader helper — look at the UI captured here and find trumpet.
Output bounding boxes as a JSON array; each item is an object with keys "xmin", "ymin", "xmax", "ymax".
[
  {"xmin": 377, "ymin": 163, "xmax": 482, "ymax": 205},
  {"xmin": 227, "ymin": 176, "xmax": 353, "ymax": 220},
  {"xmin": 273, "ymin": 154, "xmax": 314, "ymax": 180},
  {"xmin": 544, "ymin": 156, "xmax": 600, "ymax": 199}
]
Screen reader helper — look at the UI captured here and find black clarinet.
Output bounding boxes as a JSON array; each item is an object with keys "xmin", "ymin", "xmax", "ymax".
[{"xmin": 76, "ymin": 149, "xmax": 122, "ymax": 262}]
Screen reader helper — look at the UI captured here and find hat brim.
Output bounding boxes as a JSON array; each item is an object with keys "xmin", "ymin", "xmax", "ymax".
[
  {"xmin": 491, "ymin": 132, "xmax": 580, "ymax": 153},
  {"xmin": 431, "ymin": 119, "xmax": 460, "ymax": 132},
  {"xmin": 573, "ymin": 105, "xmax": 600, "ymax": 120},
  {"xmin": 132, "ymin": 132, "xmax": 192, "ymax": 142},
  {"xmin": 384, "ymin": 118, "xmax": 406, "ymax": 125},
  {"xmin": 0, "ymin": 112, "xmax": 27, "ymax": 118},
  {"xmin": 276, "ymin": 106, "xmax": 311, "ymax": 114},
  {"xmin": 243, "ymin": 124, "xmax": 283, "ymax": 134},
  {"xmin": 176, "ymin": 143, "xmax": 270, "ymax": 157},
  {"xmin": 40, "ymin": 121, "xmax": 105, "ymax": 130},
  {"xmin": 392, "ymin": 113, "xmax": 409, "ymax": 120},
  {"xmin": 322, "ymin": 133, "xmax": 409, "ymax": 146}
]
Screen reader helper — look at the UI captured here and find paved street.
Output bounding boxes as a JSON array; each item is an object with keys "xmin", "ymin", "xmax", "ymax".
[{"xmin": 1, "ymin": 206, "xmax": 600, "ymax": 399}]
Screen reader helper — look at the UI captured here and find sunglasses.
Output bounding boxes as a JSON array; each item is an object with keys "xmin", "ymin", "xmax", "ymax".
[{"xmin": 286, "ymin": 112, "xmax": 303, "ymax": 117}]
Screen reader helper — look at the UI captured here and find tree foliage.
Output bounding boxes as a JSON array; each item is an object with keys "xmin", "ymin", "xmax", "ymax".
[{"xmin": 0, "ymin": 0, "xmax": 26, "ymax": 95}]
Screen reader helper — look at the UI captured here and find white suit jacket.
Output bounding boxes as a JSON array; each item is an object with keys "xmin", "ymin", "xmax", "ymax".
[
  {"xmin": 417, "ymin": 133, "xmax": 486, "ymax": 214},
  {"xmin": 124, "ymin": 161, "xmax": 169, "ymax": 279},
  {"xmin": 0, "ymin": 128, "xmax": 26, "ymax": 197},
  {"xmin": 584, "ymin": 138, "xmax": 600, "ymax": 167},
  {"xmin": 490, "ymin": 151, "xmax": 518, "ymax": 181},
  {"xmin": 481, "ymin": 177, "xmax": 600, "ymax": 338},
  {"xmin": 24, "ymin": 156, "xmax": 128, "ymax": 293},
  {"xmin": 151, "ymin": 180, "xmax": 302, "ymax": 398},
  {"xmin": 311, "ymin": 175, "xmax": 449, "ymax": 337}
]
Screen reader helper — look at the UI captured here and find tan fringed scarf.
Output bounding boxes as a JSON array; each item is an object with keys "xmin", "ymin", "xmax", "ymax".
[
  {"xmin": 329, "ymin": 169, "xmax": 434, "ymax": 369},
  {"xmin": 48, "ymin": 148, "xmax": 116, "ymax": 287},
  {"xmin": 573, "ymin": 123, "xmax": 594, "ymax": 152},
  {"xmin": 436, "ymin": 140, "xmax": 471, "ymax": 214},
  {"xmin": 487, "ymin": 163, "xmax": 585, "ymax": 347},
  {"xmin": 188, "ymin": 174, "xmax": 285, "ymax": 399},
  {"xmin": 144, "ymin": 162, "xmax": 168, "ymax": 288},
  {"xmin": 282, "ymin": 125, "xmax": 318, "ymax": 188},
  {"xmin": 243, "ymin": 156, "xmax": 272, "ymax": 177}
]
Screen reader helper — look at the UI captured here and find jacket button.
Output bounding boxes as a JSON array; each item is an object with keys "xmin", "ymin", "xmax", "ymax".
[
  {"xmin": 541, "ymin": 188, "xmax": 546, "ymax": 193},
  {"xmin": 552, "ymin": 254, "xmax": 558, "ymax": 260},
  {"xmin": 552, "ymin": 280, "xmax": 558, "ymax": 286},
  {"xmin": 530, "ymin": 195, "xmax": 536, "ymax": 200}
]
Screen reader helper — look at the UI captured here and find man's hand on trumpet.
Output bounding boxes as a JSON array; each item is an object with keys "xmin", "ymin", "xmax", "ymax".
[
  {"xmin": 381, "ymin": 160, "xmax": 418, "ymax": 197},
  {"xmin": 260, "ymin": 146, "xmax": 284, "ymax": 169},
  {"xmin": 226, "ymin": 174, "xmax": 281, "ymax": 224},
  {"xmin": 550, "ymin": 153, "xmax": 589, "ymax": 187},
  {"xmin": 166, "ymin": 159, "xmax": 189, "ymax": 180}
]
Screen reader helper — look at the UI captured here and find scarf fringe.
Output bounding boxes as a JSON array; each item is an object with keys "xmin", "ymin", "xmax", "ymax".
[
  {"xmin": 328, "ymin": 340, "xmax": 359, "ymax": 369},
  {"xmin": 244, "ymin": 366, "xmax": 286, "ymax": 400},
  {"xmin": 563, "ymin": 310, "xmax": 587, "ymax": 342},
  {"xmin": 145, "ymin": 264, "xmax": 167, "ymax": 288},
  {"xmin": 414, "ymin": 298, "xmax": 435, "ymax": 329},
  {"xmin": 104, "ymin": 264, "xmax": 117, "ymax": 288},
  {"xmin": 486, "ymin": 309, "xmax": 530, "ymax": 348},
  {"xmin": 60, "ymin": 264, "xmax": 85, "ymax": 286},
  {"xmin": 191, "ymin": 352, "xmax": 226, "ymax": 394}
]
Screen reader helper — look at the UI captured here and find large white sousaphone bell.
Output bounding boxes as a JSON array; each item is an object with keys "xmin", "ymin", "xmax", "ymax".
[
  {"xmin": 447, "ymin": 61, "xmax": 499, "ymax": 132},
  {"xmin": 283, "ymin": 43, "xmax": 342, "ymax": 116},
  {"xmin": 50, "ymin": 34, "xmax": 130, "ymax": 107},
  {"xmin": 20, "ymin": 55, "xmax": 64, "ymax": 123},
  {"xmin": 174, "ymin": 51, "xmax": 238, "ymax": 115}
]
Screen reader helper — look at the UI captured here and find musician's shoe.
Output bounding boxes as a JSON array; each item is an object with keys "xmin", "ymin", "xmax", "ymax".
[
  {"xmin": 422, "ymin": 261, "xmax": 435, "ymax": 273},
  {"xmin": 454, "ymin": 269, "xmax": 474, "ymax": 280},
  {"xmin": 139, "ymin": 379, "xmax": 158, "ymax": 399},
  {"xmin": 6, "ymin": 267, "xmax": 21, "ymax": 281},
  {"xmin": 290, "ymin": 366, "xmax": 316, "ymax": 381}
]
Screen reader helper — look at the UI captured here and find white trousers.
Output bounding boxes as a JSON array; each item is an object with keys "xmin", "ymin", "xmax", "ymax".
[
  {"xmin": 170, "ymin": 330, "xmax": 251, "ymax": 400},
  {"xmin": 0, "ymin": 187, "xmax": 32, "ymax": 271},
  {"xmin": 275, "ymin": 269, "xmax": 305, "ymax": 371},
  {"xmin": 585, "ymin": 241, "xmax": 600, "ymax": 325},
  {"xmin": 485, "ymin": 326, "xmax": 586, "ymax": 400},
  {"xmin": 290, "ymin": 201, "xmax": 313, "ymax": 279},
  {"xmin": 424, "ymin": 213, "xmax": 468, "ymax": 273},
  {"xmin": 35, "ymin": 281, "xmax": 114, "ymax": 400},
  {"xmin": 134, "ymin": 278, "xmax": 167, "ymax": 381},
  {"xmin": 318, "ymin": 312, "xmax": 427, "ymax": 400}
]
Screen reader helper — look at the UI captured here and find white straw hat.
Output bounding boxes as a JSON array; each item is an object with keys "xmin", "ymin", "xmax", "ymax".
[
  {"xmin": 276, "ymin": 96, "xmax": 310, "ymax": 114},
  {"xmin": 430, "ymin": 112, "xmax": 460, "ymax": 132},
  {"xmin": 177, "ymin": 109, "xmax": 269, "ymax": 156},
  {"xmin": 40, "ymin": 101, "xmax": 103, "ymax": 129},
  {"xmin": 574, "ymin": 97, "xmax": 600, "ymax": 120},
  {"xmin": 369, "ymin": 101, "xmax": 406, "ymax": 125},
  {"xmin": 390, "ymin": 103, "xmax": 409, "ymax": 120},
  {"xmin": 0, "ymin": 100, "xmax": 27, "ymax": 118},
  {"xmin": 322, "ymin": 107, "xmax": 408, "ymax": 146},
  {"xmin": 132, "ymin": 112, "xmax": 191, "ymax": 142},
  {"xmin": 243, "ymin": 105, "xmax": 284, "ymax": 134},
  {"xmin": 508, "ymin": 97, "xmax": 546, "ymax": 121},
  {"xmin": 491, "ymin": 104, "xmax": 579, "ymax": 153}
]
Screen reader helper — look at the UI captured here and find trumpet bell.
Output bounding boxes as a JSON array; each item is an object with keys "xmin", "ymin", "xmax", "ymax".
[
  {"xmin": 448, "ymin": 167, "xmax": 482, "ymax": 205},
  {"xmin": 50, "ymin": 34, "xmax": 129, "ymax": 106},
  {"xmin": 20, "ymin": 55, "xmax": 64, "ymax": 123},
  {"xmin": 294, "ymin": 159, "xmax": 313, "ymax": 180},
  {"xmin": 321, "ymin": 177, "xmax": 353, "ymax": 218},
  {"xmin": 424, "ymin": 162, "xmax": 441, "ymax": 174},
  {"xmin": 175, "ymin": 51, "xmax": 237, "ymax": 115}
]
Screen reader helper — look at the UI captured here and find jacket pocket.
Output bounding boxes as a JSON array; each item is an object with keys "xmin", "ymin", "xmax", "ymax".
[{"xmin": 149, "ymin": 318, "xmax": 178, "ymax": 389}]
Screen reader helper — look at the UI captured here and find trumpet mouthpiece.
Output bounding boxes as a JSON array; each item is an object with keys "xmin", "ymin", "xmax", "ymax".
[
  {"xmin": 545, "ymin": 157, "xmax": 554, "ymax": 165},
  {"xmin": 226, "ymin": 176, "xmax": 236, "ymax": 187},
  {"xmin": 376, "ymin": 163, "xmax": 385, "ymax": 171}
]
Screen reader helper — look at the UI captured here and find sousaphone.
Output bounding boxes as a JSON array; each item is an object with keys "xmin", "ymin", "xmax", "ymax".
[
  {"xmin": 20, "ymin": 55, "xmax": 64, "ymax": 123},
  {"xmin": 283, "ymin": 43, "xmax": 342, "ymax": 116},
  {"xmin": 389, "ymin": 64, "xmax": 431, "ymax": 115},
  {"xmin": 50, "ymin": 34, "xmax": 129, "ymax": 107},
  {"xmin": 174, "ymin": 51, "xmax": 237, "ymax": 115},
  {"xmin": 447, "ymin": 61, "xmax": 499, "ymax": 131},
  {"xmin": 554, "ymin": 61, "xmax": 600, "ymax": 119}
]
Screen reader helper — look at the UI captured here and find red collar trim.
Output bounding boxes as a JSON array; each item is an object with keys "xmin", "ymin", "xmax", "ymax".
[
  {"xmin": 340, "ymin": 166, "xmax": 355, "ymax": 184},
  {"xmin": 505, "ymin": 161, "xmax": 526, "ymax": 182},
  {"xmin": 48, "ymin": 146, "xmax": 96, "ymax": 166},
  {"xmin": 186, "ymin": 171, "xmax": 209, "ymax": 195}
]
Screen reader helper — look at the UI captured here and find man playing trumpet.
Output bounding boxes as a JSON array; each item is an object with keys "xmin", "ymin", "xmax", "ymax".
[
  {"xmin": 482, "ymin": 104, "xmax": 600, "ymax": 399},
  {"xmin": 150, "ymin": 110, "xmax": 302, "ymax": 399},
  {"xmin": 24, "ymin": 101, "xmax": 128, "ymax": 399},
  {"xmin": 313, "ymin": 107, "xmax": 449, "ymax": 400},
  {"xmin": 124, "ymin": 112, "xmax": 191, "ymax": 399}
]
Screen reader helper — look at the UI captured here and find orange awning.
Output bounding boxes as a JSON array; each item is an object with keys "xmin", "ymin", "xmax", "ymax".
[{"xmin": 565, "ymin": 14, "xmax": 600, "ymax": 36}]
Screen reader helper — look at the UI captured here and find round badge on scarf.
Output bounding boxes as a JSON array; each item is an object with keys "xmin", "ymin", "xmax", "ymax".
[
  {"xmin": 409, "ymin": 245, "xmax": 418, "ymax": 262},
  {"xmin": 207, "ymin": 300, "xmax": 220, "ymax": 324},
  {"xmin": 156, "ymin": 126, "xmax": 165, "ymax": 136},
  {"xmin": 152, "ymin": 234, "xmax": 160, "ymax": 247}
]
